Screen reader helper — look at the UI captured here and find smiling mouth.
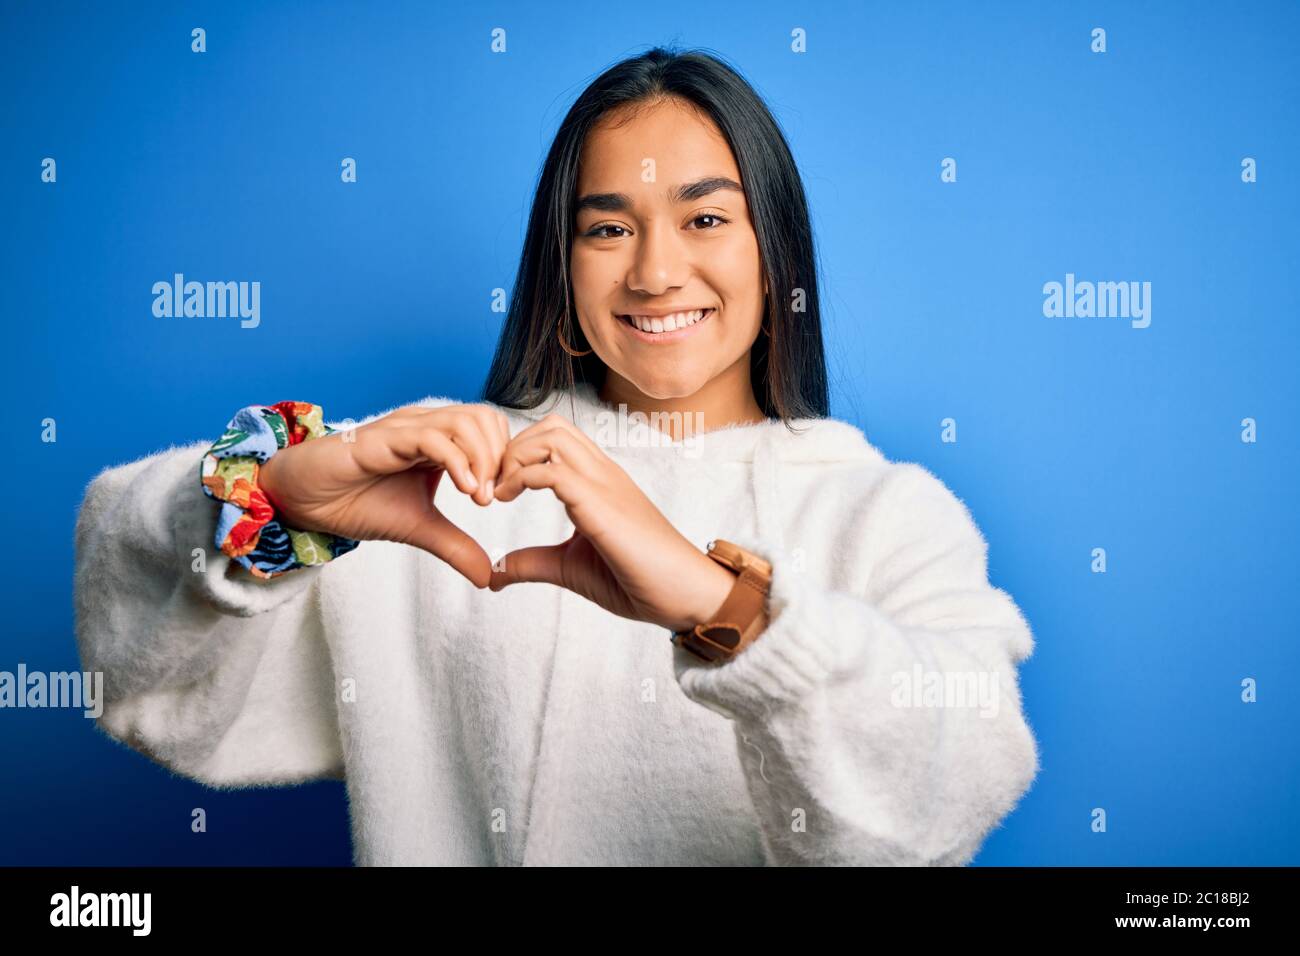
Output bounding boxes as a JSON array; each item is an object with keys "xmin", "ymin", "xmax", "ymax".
[{"xmin": 617, "ymin": 308, "xmax": 714, "ymax": 335}]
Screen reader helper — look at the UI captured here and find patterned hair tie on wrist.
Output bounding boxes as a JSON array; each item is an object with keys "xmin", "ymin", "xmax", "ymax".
[{"xmin": 200, "ymin": 401, "xmax": 360, "ymax": 579}]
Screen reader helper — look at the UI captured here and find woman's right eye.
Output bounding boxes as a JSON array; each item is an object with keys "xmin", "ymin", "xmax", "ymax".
[{"xmin": 586, "ymin": 223, "xmax": 628, "ymax": 239}]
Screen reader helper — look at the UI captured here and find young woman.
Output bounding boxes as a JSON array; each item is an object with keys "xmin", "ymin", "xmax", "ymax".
[{"xmin": 74, "ymin": 48, "xmax": 1040, "ymax": 866}]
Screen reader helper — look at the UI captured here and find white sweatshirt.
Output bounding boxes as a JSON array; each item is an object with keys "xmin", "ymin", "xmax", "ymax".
[{"xmin": 73, "ymin": 381, "xmax": 1040, "ymax": 866}]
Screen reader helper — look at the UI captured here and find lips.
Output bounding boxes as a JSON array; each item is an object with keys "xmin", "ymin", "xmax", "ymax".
[{"xmin": 617, "ymin": 308, "xmax": 713, "ymax": 334}]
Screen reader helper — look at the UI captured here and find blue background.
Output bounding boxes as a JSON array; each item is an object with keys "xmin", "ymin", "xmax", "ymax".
[{"xmin": 2, "ymin": 0, "xmax": 1296, "ymax": 865}]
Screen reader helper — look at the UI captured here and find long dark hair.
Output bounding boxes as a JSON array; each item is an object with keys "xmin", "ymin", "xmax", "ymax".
[{"xmin": 481, "ymin": 46, "xmax": 828, "ymax": 422}]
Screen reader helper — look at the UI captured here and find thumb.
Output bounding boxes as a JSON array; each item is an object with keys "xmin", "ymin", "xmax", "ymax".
[
  {"xmin": 404, "ymin": 510, "xmax": 493, "ymax": 589},
  {"xmin": 489, "ymin": 538, "xmax": 571, "ymax": 592}
]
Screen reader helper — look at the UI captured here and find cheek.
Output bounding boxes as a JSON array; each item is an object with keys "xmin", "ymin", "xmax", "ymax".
[
  {"xmin": 571, "ymin": 254, "xmax": 623, "ymax": 317},
  {"xmin": 710, "ymin": 238, "xmax": 765, "ymax": 324},
  {"xmin": 712, "ymin": 230, "xmax": 762, "ymax": 283}
]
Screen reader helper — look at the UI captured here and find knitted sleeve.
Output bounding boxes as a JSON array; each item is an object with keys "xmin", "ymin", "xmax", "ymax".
[
  {"xmin": 672, "ymin": 462, "xmax": 1040, "ymax": 866},
  {"xmin": 74, "ymin": 394, "xmax": 462, "ymax": 786},
  {"xmin": 73, "ymin": 435, "xmax": 345, "ymax": 786}
]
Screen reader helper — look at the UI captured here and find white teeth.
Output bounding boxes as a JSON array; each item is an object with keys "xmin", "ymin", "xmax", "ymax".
[{"xmin": 624, "ymin": 309, "xmax": 708, "ymax": 333}]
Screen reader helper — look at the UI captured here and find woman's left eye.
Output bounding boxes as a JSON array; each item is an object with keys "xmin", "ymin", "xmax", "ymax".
[{"xmin": 689, "ymin": 213, "xmax": 730, "ymax": 229}]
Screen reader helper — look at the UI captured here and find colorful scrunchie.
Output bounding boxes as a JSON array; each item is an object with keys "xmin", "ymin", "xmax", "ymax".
[{"xmin": 199, "ymin": 401, "xmax": 360, "ymax": 579}]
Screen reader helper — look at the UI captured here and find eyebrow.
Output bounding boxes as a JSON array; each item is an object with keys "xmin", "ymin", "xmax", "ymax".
[{"xmin": 575, "ymin": 176, "xmax": 744, "ymax": 214}]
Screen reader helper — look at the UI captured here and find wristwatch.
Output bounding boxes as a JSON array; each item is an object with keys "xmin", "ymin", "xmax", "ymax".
[{"xmin": 671, "ymin": 539, "xmax": 773, "ymax": 664}]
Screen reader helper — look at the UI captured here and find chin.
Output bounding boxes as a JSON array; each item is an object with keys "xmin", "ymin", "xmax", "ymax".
[{"xmin": 620, "ymin": 370, "xmax": 708, "ymax": 401}]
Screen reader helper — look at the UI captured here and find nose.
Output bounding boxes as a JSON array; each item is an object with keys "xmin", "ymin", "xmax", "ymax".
[{"xmin": 626, "ymin": 221, "xmax": 690, "ymax": 296}]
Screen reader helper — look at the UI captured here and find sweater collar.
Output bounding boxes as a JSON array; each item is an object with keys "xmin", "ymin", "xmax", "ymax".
[{"xmin": 512, "ymin": 381, "xmax": 883, "ymax": 466}]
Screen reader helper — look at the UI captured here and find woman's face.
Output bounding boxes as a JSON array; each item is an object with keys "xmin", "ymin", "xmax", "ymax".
[{"xmin": 570, "ymin": 96, "xmax": 766, "ymax": 401}]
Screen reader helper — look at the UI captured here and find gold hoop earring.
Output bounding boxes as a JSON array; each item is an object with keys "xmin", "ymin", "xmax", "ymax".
[{"xmin": 557, "ymin": 313, "xmax": 593, "ymax": 357}]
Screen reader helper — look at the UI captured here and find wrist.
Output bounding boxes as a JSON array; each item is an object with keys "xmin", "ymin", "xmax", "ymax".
[
  {"xmin": 201, "ymin": 400, "xmax": 360, "ymax": 580},
  {"xmin": 674, "ymin": 554, "xmax": 738, "ymax": 633},
  {"xmin": 256, "ymin": 454, "xmax": 285, "ymax": 511},
  {"xmin": 255, "ymin": 452, "xmax": 307, "ymax": 529},
  {"xmin": 670, "ymin": 539, "xmax": 773, "ymax": 664}
]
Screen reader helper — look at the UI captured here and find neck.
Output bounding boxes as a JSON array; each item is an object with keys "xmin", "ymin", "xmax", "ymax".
[{"xmin": 597, "ymin": 354, "xmax": 768, "ymax": 441}]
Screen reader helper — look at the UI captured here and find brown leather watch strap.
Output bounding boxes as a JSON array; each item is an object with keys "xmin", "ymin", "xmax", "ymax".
[{"xmin": 673, "ymin": 540, "xmax": 772, "ymax": 664}]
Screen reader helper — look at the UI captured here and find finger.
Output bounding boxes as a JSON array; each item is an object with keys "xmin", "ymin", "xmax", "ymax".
[
  {"xmin": 498, "ymin": 427, "xmax": 599, "ymax": 488},
  {"xmin": 402, "ymin": 499, "xmax": 493, "ymax": 589},
  {"xmin": 368, "ymin": 425, "xmax": 479, "ymax": 497},
  {"xmin": 553, "ymin": 413, "xmax": 606, "ymax": 457},
  {"xmin": 470, "ymin": 405, "xmax": 511, "ymax": 492},
  {"xmin": 440, "ymin": 413, "xmax": 497, "ymax": 505},
  {"xmin": 489, "ymin": 407, "xmax": 512, "ymax": 450},
  {"xmin": 514, "ymin": 412, "xmax": 605, "ymax": 458},
  {"xmin": 493, "ymin": 459, "xmax": 582, "ymax": 504},
  {"xmin": 488, "ymin": 540, "xmax": 568, "ymax": 591},
  {"xmin": 371, "ymin": 406, "xmax": 507, "ymax": 501},
  {"xmin": 450, "ymin": 411, "xmax": 503, "ymax": 506}
]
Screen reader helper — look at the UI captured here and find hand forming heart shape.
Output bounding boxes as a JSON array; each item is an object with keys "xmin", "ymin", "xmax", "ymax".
[{"xmin": 257, "ymin": 402, "xmax": 736, "ymax": 632}]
